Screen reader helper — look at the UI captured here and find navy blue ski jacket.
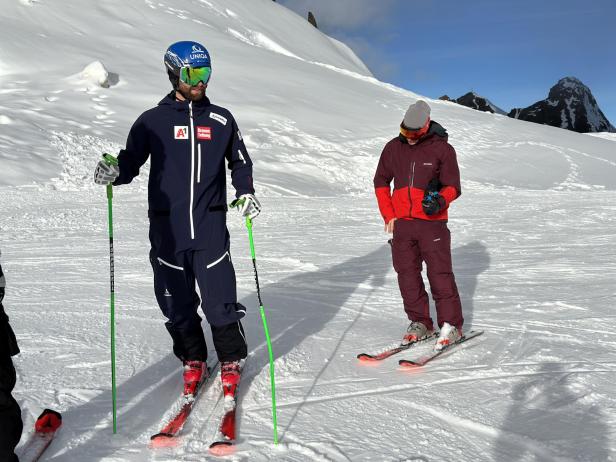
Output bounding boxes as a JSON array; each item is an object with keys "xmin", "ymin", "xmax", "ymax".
[{"xmin": 114, "ymin": 93, "xmax": 254, "ymax": 252}]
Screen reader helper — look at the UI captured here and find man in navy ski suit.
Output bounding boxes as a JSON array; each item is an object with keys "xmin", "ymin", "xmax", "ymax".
[{"xmin": 94, "ymin": 41, "xmax": 260, "ymax": 391}]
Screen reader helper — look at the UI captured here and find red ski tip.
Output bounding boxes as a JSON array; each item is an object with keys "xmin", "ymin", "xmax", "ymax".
[
  {"xmin": 209, "ymin": 441, "xmax": 235, "ymax": 456},
  {"xmin": 35, "ymin": 409, "xmax": 62, "ymax": 433},
  {"xmin": 399, "ymin": 361, "xmax": 425, "ymax": 374},
  {"xmin": 149, "ymin": 433, "xmax": 181, "ymax": 448},
  {"xmin": 356, "ymin": 356, "xmax": 381, "ymax": 367},
  {"xmin": 399, "ymin": 361, "xmax": 422, "ymax": 368}
]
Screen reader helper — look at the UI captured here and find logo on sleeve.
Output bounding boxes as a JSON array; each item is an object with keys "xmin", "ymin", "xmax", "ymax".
[
  {"xmin": 174, "ymin": 126, "xmax": 189, "ymax": 140},
  {"xmin": 209, "ymin": 112, "xmax": 227, "ymax": 126},
  {"xmin": 197, "ymin": 126, "xmax": 212, "ymax": 140}
]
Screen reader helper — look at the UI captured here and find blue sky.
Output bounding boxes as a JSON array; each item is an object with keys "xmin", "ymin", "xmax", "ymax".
[{"xmin": 278, "ymin": 0, "xmax": 616, "ymax": 124}]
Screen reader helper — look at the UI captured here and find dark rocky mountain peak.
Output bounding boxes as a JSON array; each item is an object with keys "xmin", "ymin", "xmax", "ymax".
[
  {"xmin": 308, "ymin": 11, "xmax": 318, "ymax": 28},
  {"xmin": 508, "ymin": 77, "xmax": 615, "ymax": 133},
  {"xmin": 455, "ymin": 92, "xmax": 506, "ymax": 115}
]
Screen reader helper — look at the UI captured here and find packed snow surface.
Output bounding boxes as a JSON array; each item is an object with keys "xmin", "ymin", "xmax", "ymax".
[{"xmin": 1, "ymin": 0, "xmax": 615, "ymax": 461}]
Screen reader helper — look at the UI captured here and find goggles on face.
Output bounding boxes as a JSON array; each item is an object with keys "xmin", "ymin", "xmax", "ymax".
[
  {"xmin": 179, "ymin": 66, "xmax": 212, "ymax": 86},
  {"xmin": 400, "ymin": 119, "xmax": 430, "ymax": 141}
]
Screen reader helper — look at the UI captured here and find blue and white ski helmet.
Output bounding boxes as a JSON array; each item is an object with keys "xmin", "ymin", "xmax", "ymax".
[{"xmin": 164, "ymin": 41, "xmax": 212, "ymax": 86}]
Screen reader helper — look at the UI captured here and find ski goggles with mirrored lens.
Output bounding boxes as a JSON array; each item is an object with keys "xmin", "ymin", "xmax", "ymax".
[
  {"xmin": 179, "ymin": 66, "xmax": 212, "ymax": 86},
  {"xmin": 400, "ymin": 119, "xmax": 430, "ymax": 141}
]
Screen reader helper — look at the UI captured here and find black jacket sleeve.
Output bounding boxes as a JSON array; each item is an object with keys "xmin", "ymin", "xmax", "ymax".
[
  {"xmin": 225, "ymin": 116, "xmax": 255, "ymax": 198},
  {"xmin": 114, "ymin": 114, "xmax": 151, "ymax": 186},
  {"xmin": 0, "ymin": 261, "xmax": 20, "ymax": 358}
]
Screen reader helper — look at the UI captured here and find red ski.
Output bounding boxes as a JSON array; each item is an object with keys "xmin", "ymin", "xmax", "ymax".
[
  {"xmin": 150, "ymin": 361, "xmax": 219, "ymax": 448},
  {"xmin": 19, "ymin": 409, "xmax": 62, "ymax": 462},
  {"xmin": 398, "ymin": 330, "xmax": 484, "ymax": 368},
  {"xmin": 208, "ymin": 361, "xmax": 244, "ymax": 456},
  {"xmin": 357, "ymin": 332, "xmax": 437, "ymax": 362}
]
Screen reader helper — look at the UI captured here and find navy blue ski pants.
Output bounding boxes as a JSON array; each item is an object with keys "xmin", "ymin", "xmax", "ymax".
[{"xmin": 149, "ymin": 247, "xmax": 248, "ymax": 362}]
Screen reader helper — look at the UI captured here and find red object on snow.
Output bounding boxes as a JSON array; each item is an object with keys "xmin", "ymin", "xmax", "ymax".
[{"xmin": 34, "ymin": 409, "xmax": 62, "ymax": 433}]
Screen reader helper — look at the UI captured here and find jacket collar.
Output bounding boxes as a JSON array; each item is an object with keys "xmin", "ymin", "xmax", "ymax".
[
  {"xmin": 397, "ymin": 121, "xmax": 448, "ymax": 145},
  {"xmin": 158, "ymin": 92, "xmax": 212, "ymax": 113}
]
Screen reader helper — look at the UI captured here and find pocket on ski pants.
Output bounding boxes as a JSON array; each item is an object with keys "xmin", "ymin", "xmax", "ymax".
[
  {"xmin": 196, "ymin": 250, "xmax": 245, "ymax": 327},
  {"xmin": 149, "ymin": 248, "xmax": 196, "ymax": 326}
]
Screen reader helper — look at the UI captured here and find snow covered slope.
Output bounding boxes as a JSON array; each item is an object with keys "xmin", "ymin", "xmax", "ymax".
[
  {"xmin": 1, "ymin": 1, "xmax": 615, "ymax": 461},
  {"xmin": 587, "ymin": 132, "xmax": 616, "ymax": 142}
]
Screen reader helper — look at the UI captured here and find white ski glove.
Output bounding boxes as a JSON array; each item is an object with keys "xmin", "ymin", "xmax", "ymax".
[
  {"xmin": 94, "ymin": 158, "xmax": 120, "ymax": 185},
  {"xmin": 237, "ymin": 194, "xmax": 262, "ymax": 220}
]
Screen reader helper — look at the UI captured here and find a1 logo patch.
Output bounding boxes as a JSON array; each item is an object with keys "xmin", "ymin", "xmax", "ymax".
[
  {"xmin": 197, "ymin": 126, "xmax": 212, "ymax": 140},
  {"xmin": 174, "ymin": 126, "xmax": 189, "ymax": 140}
]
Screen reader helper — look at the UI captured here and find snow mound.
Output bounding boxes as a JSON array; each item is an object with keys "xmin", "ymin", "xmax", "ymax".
[{"xmin": 77, "ymin": 61, "xmax": 117, "ymax": 89}]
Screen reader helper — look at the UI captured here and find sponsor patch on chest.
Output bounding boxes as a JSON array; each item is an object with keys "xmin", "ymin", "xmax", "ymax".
[
  {"xmin": 209, "ymin": 111, "xmax": 227, "ymax": 126},
  {"xmin": 197, "ymin": 126, "xmax": 212, "ymax": 140},
  {"xmin": 174, "ymin": 126, "xmax": 189, "ymax": 140}
]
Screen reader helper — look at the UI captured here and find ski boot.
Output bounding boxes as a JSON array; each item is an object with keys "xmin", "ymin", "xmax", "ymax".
[
  {"xmin": 183, "ymin": 360, "xmax": 205, "ymax": 396},
  {"xmin": 402, "ymin": 321, "xmax": 434, "ymax": 346},
  {"xmin": 435, "ymin": 322, "xmax": 462, "ymax": 351},
  {"xmin": 220, "ymin": 360, "xmax": 241, "ymax": 398}
]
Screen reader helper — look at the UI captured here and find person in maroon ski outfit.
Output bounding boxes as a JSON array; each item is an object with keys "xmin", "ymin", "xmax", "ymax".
[{"xmin": 374, "ymin": 100, "xmax": 463, "ymax": 350}]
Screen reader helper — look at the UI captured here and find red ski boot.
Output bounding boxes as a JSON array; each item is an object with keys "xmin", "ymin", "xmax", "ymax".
[
  {"xmin": 220, "ymin": 360, "xmax": 241, "ymax": 398},
  {"xmin": 183, "ymin": 360, "xmax": 205, "ymax": 396}
]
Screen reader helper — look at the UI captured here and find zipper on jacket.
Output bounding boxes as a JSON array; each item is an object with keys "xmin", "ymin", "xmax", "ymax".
[
  {"xmin": 408, "ymin": 160, "xmax": 415, "ymax": 217},
  {"xmin": 189, "ymin": 101, "xmax": 195, "ymax": 240},
  {"xmin": 197, "ymin": 143, "xmax": 202, "ymax": 183}
]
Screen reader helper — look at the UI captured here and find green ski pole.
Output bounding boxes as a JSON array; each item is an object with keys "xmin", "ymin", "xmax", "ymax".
[
  {"xmin": 231, "ymin": 199, "xmax": 278, "ymax": 444},
  {"xmin": 103, "ymin": 153, "xmax": 118, "ymax": 434}
]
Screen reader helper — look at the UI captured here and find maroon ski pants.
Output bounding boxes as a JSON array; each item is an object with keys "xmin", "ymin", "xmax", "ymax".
[{"xmin": 391, "ymin": 219, "xmax": 463, "ymax": 331}]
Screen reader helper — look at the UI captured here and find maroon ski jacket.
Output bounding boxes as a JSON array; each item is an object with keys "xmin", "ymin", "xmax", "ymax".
[{"xmin": 374, "ymin": 122, "xmax": 461, "ymax": 223}]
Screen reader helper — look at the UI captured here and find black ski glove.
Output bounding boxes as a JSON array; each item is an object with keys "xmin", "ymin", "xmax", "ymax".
[
  {"xmin": 422, "ymin": 178, "xmax": 446, "ymax": 216},
  {"xmin": 422, "ymin": 191, "xmax": 446, "ymax": 215}
]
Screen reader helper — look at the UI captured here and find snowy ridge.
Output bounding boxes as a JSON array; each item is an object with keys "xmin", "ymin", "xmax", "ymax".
[
  {"xmin": 1, "ymin": 0, "xmax": 615, "ymax": 461},
  {"xmin": 585, "ymin": 132, "xmax": 616, "ymax": 142}
]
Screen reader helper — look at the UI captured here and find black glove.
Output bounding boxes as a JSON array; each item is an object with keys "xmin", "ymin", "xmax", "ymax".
[
  {"xmin": 422, "ymin": 179, "xmax": 446, "ymax": 216},
  {"xmin": 422, "ymin": 191, "xmax": 446, "ymax": 215}
]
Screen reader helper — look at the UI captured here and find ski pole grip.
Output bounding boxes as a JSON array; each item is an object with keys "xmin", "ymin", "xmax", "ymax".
[
  {"xmin": 229, "ymin": 197, "xmax": 246, "ymax": 210},
  {"xmin": 103, "ymin": 153, "xmax": 119, "ymax": 166},
  {"xmin": 103, "ymin": 153, "xmax": 118, "ymax": 200}
]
